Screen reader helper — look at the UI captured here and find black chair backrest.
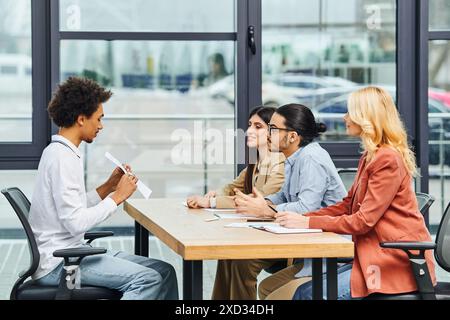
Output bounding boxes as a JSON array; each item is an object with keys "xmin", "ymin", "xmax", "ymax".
[
  {"xmin": 338, "ymin": 169, "xmax": 357, "ymax": 192},
  {"xmin": 435, "ymin": 201, "xmax": 450, "ymax": 272},
  {"xmin": 1, "ymin": 188, "xmax": 40, "ymax": 285},
  {"xmin": 415, "ymin": 192, "xmax": 435, "ymax": 216}
]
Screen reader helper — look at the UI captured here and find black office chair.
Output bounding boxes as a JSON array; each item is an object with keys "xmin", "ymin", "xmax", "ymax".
[
  {"xmin": 365, "ymin": 201, "xmax": 450, "ymax": 300},
  {"xmin": 338, "ymin": 169, "xmax": 358, "ymax": 192},
  {"xmin": 415, "ymin": 192, "xmax": 435, "ymax": 216},
  {"xmin": 1, "ymin": 187, "xmax": 122, "ymax": 300}
]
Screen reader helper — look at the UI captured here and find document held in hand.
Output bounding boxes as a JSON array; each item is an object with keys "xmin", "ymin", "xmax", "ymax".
[{"xmin": 105, "ymin": 152, "xmax": 152, "ymax": 199}]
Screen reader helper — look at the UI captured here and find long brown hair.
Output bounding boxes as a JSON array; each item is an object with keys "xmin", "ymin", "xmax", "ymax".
[{"xmin": 244, "ymin": 106, "xmax": 277, "ymax": 194}]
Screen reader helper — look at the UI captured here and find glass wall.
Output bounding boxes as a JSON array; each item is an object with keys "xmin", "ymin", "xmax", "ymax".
[
  {"xmin": 0, "ymin": 170, "xmax": 36, "ymax": 300},
  {"xmin": 429, "ymin": 0, "xmax": 450, "ymax": 30},
  {"xmin": 59, "ymin": 42, "xmax": 236, "ymax": 228},
  {"xmin": 428, "ymin": 40, "xmax": 450, "ymax": 228},
  {"xmin": 262, "ymin": 0, "xmax": 396, "ymax": 143},
  {"xmin": 0, "ymin": 0, "xmax": 32, "ymax": 142},
  {"xmin": 0, "ymin": 0, "xmax": 34, "ymax": 300},
  {"xmin": 59, "ymin": 0, "xmax": 236, "ymax": 32},
  {"xmin": 0, "ymin": 0, "xmax": 239, "ymax": 300}
]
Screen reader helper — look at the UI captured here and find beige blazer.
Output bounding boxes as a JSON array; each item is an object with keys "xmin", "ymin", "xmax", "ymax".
[{"xmin": 216, "ymin": 152, "xmax": 285, "ymax": 208}]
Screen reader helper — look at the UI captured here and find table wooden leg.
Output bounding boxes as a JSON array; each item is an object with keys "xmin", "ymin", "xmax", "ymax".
[
  {"xmin": 183, "ymin": 260, "xmax": 203, "ymax": 300},
  {"xmin": 312, "ymin": 258, "xmax": 323, "ymax": 300},
  {"xmin": 134, "ymin": 221, "xmax": 149, "ymax": 257},
  {"xmin": 140, "ymin": 227, "xmax": 149, "ymax": 257},
  {"xmin": 326, "ymin": 258, "xmax": 338, "ymax": 300},
  {"xmin": 134, "ymin": 221, "xmax": 141, "ymax": 256}
]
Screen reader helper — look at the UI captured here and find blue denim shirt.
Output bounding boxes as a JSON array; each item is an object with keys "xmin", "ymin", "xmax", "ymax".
[
  {"xmin": 266, "ymin": 142, "xmax": 348, "ymax": 279},
  {"xmin": 266, "ymin": 142, "xmax": 346, "ymax": 213}
]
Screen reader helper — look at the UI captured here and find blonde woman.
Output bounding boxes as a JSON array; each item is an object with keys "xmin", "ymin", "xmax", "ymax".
[{"xmin": 260, "ymin": 86, "xmax": 436, "ymax": 300}]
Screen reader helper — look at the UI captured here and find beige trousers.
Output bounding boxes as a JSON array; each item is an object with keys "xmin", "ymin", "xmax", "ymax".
[
  {"xmin": 211, "ymin": 259, "xmax": 284, "ymax": 300},
  {"xmin": 258, "ymin": 262, "xmax": 311, "ymax": 300}
]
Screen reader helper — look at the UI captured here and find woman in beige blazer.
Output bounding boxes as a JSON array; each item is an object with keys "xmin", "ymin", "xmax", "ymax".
[{"xmin": 187, "ymin": 106, "xmax": 285, "ymax": 209}]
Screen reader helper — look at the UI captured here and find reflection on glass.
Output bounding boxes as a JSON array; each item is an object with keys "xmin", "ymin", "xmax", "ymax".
[
  {"xmin": 0, "ymin": 0, "xmax": 32, "ymax": 142},
  {"xmin": 430, "ymin": 0, "xmax": 450, "ymax": 30},
  {"xmin": 60, "ymin": 40, "xmax": 235, "ymax": 227},
  {"xmin": 262, "ymin": 0, "xmax": 396, "ymax": 142},
  {"xmin": 59, "ymin": 0, "xmax": 236, "ymax": 32},
  {"xmin": 428, "ymin": 41, "xmax": 450, "ymax": 228}
]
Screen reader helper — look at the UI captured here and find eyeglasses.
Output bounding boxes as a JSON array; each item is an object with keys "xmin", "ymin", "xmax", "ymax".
[{"xmin": 268, "ymin": 126, "xmax": 294, "ymax": 136}]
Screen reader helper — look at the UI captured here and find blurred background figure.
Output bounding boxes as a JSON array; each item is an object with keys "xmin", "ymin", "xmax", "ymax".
[{"xmin": 200, "ymin": 53, "xmax": 229, "ymax": 87}]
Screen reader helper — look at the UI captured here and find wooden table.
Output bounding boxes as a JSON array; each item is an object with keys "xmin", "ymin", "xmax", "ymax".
[{"xmin": 124, "ymin": 199, "xmax": 354, "ymax": 300}]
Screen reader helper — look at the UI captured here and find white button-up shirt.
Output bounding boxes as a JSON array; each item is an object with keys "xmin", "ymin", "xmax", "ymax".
[{"xmin": 29, "ymin": 135, "xmax": 117, "ymax": 280}]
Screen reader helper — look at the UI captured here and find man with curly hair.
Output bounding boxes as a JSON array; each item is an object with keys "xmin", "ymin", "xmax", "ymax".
[{"xmin": 28, "ymin": 77, "xmax": 178, "ymax": 300}]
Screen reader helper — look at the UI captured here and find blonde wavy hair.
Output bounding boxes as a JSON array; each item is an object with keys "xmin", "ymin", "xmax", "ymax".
[{"xmin": 347, "ymin": 86, "xmax": 418, "ymax": 177}]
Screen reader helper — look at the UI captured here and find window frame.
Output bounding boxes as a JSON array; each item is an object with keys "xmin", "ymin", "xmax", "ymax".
[
  {"xmin": 417, "ymin": 0, "xmax": 450, "ymax": 229},
  {"xmin": 50, "ymin": 0, "xmax": 260, "ymax": 179},
  {"xmin": 1, "ymin": 0, "xmax": 443, "ymax": 230}
]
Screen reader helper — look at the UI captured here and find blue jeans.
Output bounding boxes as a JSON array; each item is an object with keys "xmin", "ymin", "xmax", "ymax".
[
  {"xmin": 35, "ymin": 248, "xmax": 178, "ymax": 300},
  {"xmin": 293, "ymin": 263, "xmax": 353, "ymax": 300}
]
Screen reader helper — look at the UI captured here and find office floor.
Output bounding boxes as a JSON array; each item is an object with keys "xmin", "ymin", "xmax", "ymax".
[{"xmin": 1, "ymin": 236, "xmax": 449, "ymax": 300}]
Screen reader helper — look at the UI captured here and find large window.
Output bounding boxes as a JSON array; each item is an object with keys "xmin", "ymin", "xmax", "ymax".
[
  {"xmin": 0, "ymin": 170, "xmax": 36, "ymax": 300},
  {"xmin": 3, "ymin": 0, "xmax": 449, "ymax": 299},
  {"xmin": 0, "ymin": 0, "xmax": 32, "ymax": 142},
  {"xmin": 0, "ymin": 0, "xmax": 252, "ymax": 300},
  {"xmin": 429, "ymin": 0, "xmax": 450, "ymax": 30},
  {"xmin": 424, "ymin": 0, "xmax": 450, "ymax": 231},
  {"xmin": 53, "ymin": 0, "xmax": 251, "ymax": 233},
  {"xmin": 59, "ymin": 40, "xmax": 236, "ymax": 227},
  {"xmin": 262, "ymin": 0, "xmax": 396, "ymax": 144},
  {"xmin": 59, "ymin": 0, "xmax": 236, "ymax": 32}
]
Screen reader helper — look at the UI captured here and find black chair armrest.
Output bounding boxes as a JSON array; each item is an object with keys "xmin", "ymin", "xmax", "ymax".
[
  {"xmin": 53, "ymin": 247, "xmax": 107, "ymax": 300},
  {"xmin": 380, "ymin": 242, "xmax": 436, "ymax": 251},
  {"xmin": 337, "ymin": 258, "xmax": 354, "ymax": 264},
  {"xmin": 84, "ymin": 231, "xmax": 114, "ymax": 244},
  {"xmin": 53, "ymin": 247, "xmax": 106, "ymax": 259},
  {"xmin": 380, "ymin": 241, "xmax": 437, "ymax": 300}
]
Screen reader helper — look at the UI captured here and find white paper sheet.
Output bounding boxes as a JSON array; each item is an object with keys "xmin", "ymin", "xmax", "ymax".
[
  {"xmin": 212, "ymin": 213, "xmax": 257, "ymax": 219},
  {"xmin": 256, "ymin": 225, "xmax": 323, "ymax": 234},
  {"xmin": 224, "ymin": 222, "xmax": 279, "ymax": 228},
  {"xmin": 105, "ymin": 152, "xmax": 152, "ymax": 199},
  {"xmin": 204, "ymin": 208, "xmax": 237, "ymax": 213}
]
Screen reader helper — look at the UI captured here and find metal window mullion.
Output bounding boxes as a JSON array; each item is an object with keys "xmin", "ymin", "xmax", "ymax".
[
  {"xmin": 418, "ymin": 0, "xmax": 430, "ymax": 225},
  {"xmin": 397, "ymin": 0, "xmax": 418, "ymax": 146},
  {"xmin": 429, "ymin": 31, "xmax": 450, "ymax": 40},
  {"xmin": 58, "ymin": 31, "xmax": 237, "ymax": 41},
  {"xmin": 50, "ymin": 0, "xmax": 60, "ymax": 136}
]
